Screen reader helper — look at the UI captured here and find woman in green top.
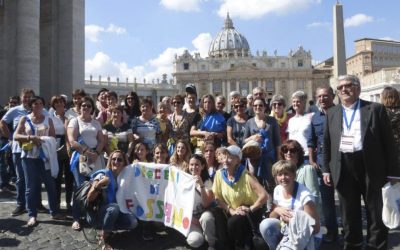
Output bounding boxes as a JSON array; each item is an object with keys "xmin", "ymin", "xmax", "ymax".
[{"xmin": 212, "ymin": 145, "xmax": 268, "ymax": 249}]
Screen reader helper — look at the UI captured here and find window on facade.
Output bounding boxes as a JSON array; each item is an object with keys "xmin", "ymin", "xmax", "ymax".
[
  {"xmin": 212, "ymin": 82, "xmax": 222, "ymax": 95},
  {"xmin": 230, "ymin": 81, "xmax": 236, "ymax": 92},
  {"xmin": 239, "ymin": 81, "xmax": 249, "ymax": 96},
  {"xmin": 298, "ymin": 59, "xmax": 303, "ymax": 67},
  {"xmin": 281, "ymin": 62, "xmax": 286, "ymax": 68},
  {"xmin": 266, "ymin": 80, "xmax": 274, "ymax": 91},
  {"xmin": 201, "ymin": 65, "xmax": 206, "ymax": 70},
  {"xmin": 183, "ymin": 63, "xmax": 189, "ymax": 70},
  {"xmin": 231, "ymin": 64, "xmax": 235, "ymax": 68},
  {"xmin": 298, "ymin": 80, "xmax": 305, "ymax": 89}
]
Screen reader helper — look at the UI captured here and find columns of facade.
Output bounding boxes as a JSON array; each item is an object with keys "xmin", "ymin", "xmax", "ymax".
[{"xmin": 16, "ymin": 0, "xmax": 40, "ymax": 93}]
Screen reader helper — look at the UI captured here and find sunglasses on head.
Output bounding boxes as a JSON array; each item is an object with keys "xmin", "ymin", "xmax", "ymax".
[
  {"xmin": 111, "ymin": 157, "xmax": 124, "ymax": 163},
  {"xmin": 282, "ymin": 147, "xmax": 297, "ymax": 154}
]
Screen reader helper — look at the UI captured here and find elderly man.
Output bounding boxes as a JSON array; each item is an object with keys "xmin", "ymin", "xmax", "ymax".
[
  {"xmin": 307, "ymin": 87, "xmax": 338, "ymax": 243},
  {"xmin": 323, "ymin": 75, "xmax": 400, "ymax": 249}
]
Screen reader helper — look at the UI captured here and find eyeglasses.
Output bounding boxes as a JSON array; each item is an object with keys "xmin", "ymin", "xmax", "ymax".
[
  {"xmin": 282, "ymin": 147, "xmax": 297, "ymax": 154},
  {"xmin": 216, "ymin": 102, "xmax": 225, "ymax": 106},
  {"xmin": 234, "ymin": 104, "xmax": 245, "ymax": 109},
  {"xmin": 272, "ymin": 102, "xmax": 283, "ymax": 107},
  {"xmin": 337, "ymin": 83, "xmax": 355, "ymax": 91},
  {"xmin": 81, "ymin": 104, "xmax": 92, "ymax": 108},
  {"xmin": 111, "ymin": 157, "xmax": 123, "ymax": 163},
  {"xmin": 172, "ymin": 101, "xmax": 182, "ymax": 105}
]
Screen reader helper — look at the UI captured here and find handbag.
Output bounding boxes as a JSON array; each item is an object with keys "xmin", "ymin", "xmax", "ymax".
[
  {"xmin": 79, "ymin": 155, "xmax": 96, "ymax": 177},
  {"xmin": 246, "ymin": 211, "xmax": 268, "ymax": 250},
  {"xmin": 73, "ymin": 180, "xmax": 102, "ymax": 213},
  {"xmin": 21, "ymin": 116, "xmax": 35, "ymax": 151}
]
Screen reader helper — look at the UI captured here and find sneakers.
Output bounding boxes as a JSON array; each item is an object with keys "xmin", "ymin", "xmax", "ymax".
[{"xmin": 11, "ymin": 206, "xmax": 26, "ymax": 216}]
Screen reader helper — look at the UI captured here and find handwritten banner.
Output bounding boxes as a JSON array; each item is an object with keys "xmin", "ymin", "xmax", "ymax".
[{"xmin": 116, "ymin": 163, "xmax": 195, "ymax": 236}]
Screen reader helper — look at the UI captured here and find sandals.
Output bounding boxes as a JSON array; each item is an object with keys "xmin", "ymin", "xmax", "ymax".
[
  {"xmin": 71, "ymin": 221, "xmax": 81, "ymax": 231},
  {"xmin": 99, "ymin": 232, "xmax": 114, "ymax": 250},
  {"xmin": 27, "ymin": 217, "xmax": 38, "ymax": 227}
]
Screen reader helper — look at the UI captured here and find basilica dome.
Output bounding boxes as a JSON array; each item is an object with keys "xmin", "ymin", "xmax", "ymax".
[{"xmin": 209, "ymin": 13, "xmax": 250, "ymax": 58}]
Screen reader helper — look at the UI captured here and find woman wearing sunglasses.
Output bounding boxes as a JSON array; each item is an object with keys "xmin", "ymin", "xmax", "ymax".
[
  {"xmin": 87, "ymin": 150, "xmax": 138, "ymax": 250},
  {"xmin": 227, "ymin": 97, "xmax": 249, "ymax": 148},
  {"xmin": 67, "ymin": 96, "xmax": 105, "ymax": 231},
  {"xmin": 269, "ymin": 94, "xmax": 292, "ymax": 143},
  {"xmin": 279, "ymin": 140, "xmax": 320, "ymax": 210}
]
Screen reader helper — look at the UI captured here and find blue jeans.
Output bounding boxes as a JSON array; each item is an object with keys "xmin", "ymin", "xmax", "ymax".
[
  {"xmin": 86, "ymin": 203, "xmax": 138, "ymax": 232},
  {"xmin": 22, "ymin": 158, "xmax": 58, "ymax": 217},
  {"xmin": 0, "ymin": 139, "xmax": 10, "ymax": 188},
  {"xmin": 318, "ymin": 175, "xmax": 338, "ymax": 233},
  {"xmin": 259, "ymin": 218, "xmax": 282, "ymax": 250},
  {"xmin": 13, "ymin": 153, "xmax": 25, "ymax": 207}
]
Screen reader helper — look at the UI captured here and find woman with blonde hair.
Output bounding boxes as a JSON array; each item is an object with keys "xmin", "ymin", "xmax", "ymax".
[
  {"xmin": 169, "ymin": 139, "xmax": 191, "ymax": 171},
  {"xmin": 87, "ymin": 150, "xmax": 138, "ymax": 250}
]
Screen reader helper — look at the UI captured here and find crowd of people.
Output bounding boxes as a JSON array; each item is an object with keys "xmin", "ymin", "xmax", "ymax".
[{"xmin": 0, "ymin": 75, "xmax": 399, "ymax": 250}]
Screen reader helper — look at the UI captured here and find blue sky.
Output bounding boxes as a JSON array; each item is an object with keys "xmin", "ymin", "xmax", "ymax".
[{"xmin": 85, "ymin": 0, "xmax": 400, "ymax": 82}]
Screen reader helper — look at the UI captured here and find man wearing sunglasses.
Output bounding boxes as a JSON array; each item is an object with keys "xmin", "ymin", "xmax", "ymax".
[{"xmin": 322, "ymin": 75, "xmax": 399, "ymax": 250}]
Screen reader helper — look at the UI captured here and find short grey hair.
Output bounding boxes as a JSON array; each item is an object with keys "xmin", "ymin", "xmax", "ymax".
[
  {"xmin": 230, "ymin": 91, "xmax": 241, "ymax": 98},
  {"xmin": 291, "ymin": 90, "xmax": 307, "ymax": 102},
  {"xmin": 270, "ymin": 94, "xmax": 286, "ymax": 107},
  {"xmin": 338, "ymin": 75, "xmax": 360, "ymax": 86},
  {"xmin": 216, "ymin": 95, "xmax": 226, "ymax": 102}
]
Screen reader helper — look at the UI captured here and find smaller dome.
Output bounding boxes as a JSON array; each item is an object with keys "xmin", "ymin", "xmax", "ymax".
[{"xmin": 208, "ymin": 13, "xmax": 250, "ymax": 58}]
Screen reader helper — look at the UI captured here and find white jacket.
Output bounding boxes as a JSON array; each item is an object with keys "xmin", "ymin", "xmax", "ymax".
[{"xmin": 40, "ymin": 136, "xmax": 59, "ymax": 178}]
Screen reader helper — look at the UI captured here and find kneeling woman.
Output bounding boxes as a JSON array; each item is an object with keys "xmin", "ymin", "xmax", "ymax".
[
  {"xmin": 259, "ymin": 160, "xmax": 320, "ymax": 250},
  {"xmin": 212, "ymin": 145, "xmax": 268, "ymax": 249},
  {"xmin": 87, "ymin": 150, "xmax": 138, "ymax": 250},
  {"xmin": 186, "ymin": 154, "xmax": 216, "ymax": 249}
]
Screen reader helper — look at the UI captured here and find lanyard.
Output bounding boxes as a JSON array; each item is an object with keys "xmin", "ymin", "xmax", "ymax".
[{"xmin": 342, "ymin": 100, "xmax": 360, "ymax": 131}]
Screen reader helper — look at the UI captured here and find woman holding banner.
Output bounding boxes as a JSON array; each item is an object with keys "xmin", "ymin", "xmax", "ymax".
[
  {"xmin": 212, "ymin": 145, "xmax": 268, "ymax": 249},
  {"xmin": 170, "ymin": 139, "xmax": 191, "ymax": 171},
  {"xmin": 186, "ymin": 154, "xmax": 216, "ymax": 249},
  {"xmin": 87, "ymin": 150, "xmax": 138, "ymax": 250}
]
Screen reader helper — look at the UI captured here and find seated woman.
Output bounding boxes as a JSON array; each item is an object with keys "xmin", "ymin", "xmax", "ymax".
[
  {"xmin": 152, "ymin": 143, "xmax": 169, "ymax": 164},
  {"xmin": 186, "ymin": 154, "xmax": 217, "ymax": 249},
  {"xmin": 169, "ymin": 139, "xmax": 191, "ymax": 171},
  {"xmin": 279, "ymin": 140, "xmax": 320, "ymax": 209},
  {"xmin": 87, "ymin": 150, "xmax": 138, "ymax": 250},
  {"xmin": 202, "ymin": 141, "xmax": 219, "ymax": 181},
  {"xmin": 259, "ymin": 160, "xmax": 320, "ymax": 250},
  {"xmin": 212, "ymin": 145, "xmax": 268, "ymax": 249}
]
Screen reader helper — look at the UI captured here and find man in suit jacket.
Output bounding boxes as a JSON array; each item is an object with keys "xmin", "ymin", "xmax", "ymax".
[{"xmin": 322, "ymin": 75, "xmax": 400, "ymax": 250}]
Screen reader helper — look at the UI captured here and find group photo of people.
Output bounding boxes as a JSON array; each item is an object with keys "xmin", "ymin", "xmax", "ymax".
[{"xmin": 0, "ymin": 74, "xmax": 399, "ymax": 250}]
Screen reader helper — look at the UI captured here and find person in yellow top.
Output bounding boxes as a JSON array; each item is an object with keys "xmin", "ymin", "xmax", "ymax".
[{"xmin": 212, "ymin": 145, "xmax": 268, "ymax": 250}]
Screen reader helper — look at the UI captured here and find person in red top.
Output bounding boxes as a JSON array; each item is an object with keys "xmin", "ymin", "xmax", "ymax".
[{"xmin": 269, "ymin": 94, "xmax": 292, "ymax": 143}]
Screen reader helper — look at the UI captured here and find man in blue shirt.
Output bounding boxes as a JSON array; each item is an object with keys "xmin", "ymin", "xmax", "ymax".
[
  {"xmin": 307, "ymin": 87, "xmax": 338, "ymax": 242},
  {"xmin": 0, "ymin": 89, "xmax": 35, "ymax": 216}
]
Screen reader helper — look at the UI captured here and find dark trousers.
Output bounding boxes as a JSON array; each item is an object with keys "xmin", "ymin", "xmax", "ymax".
[
  {"xmin": 336, "ymin": 151, "xmax": 388, "ymax": 250},
  {"xmin": 317, "ymin": 169, "xmax": 338, "ymax": 233},
  {"xmin": 213, "ymin": 207, "xmax": 263, "ymax": 249},
  {"xmin": 54, "ymin": 151, "xmax": 74, "ymax": 209}
]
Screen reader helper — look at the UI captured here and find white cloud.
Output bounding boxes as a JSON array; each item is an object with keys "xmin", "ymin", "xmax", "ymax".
[
  {"xmin": 344, "ymin": 14, "xmax": 374, "ymax": 27},
  {"xmin": 192, "ymin": 33, "xmax": 212, "ymax": 57},
  {"xmin": 160, "ymin": 0, "xmax": 204, "ymax": 12},
  {"xmin": 85, "ymin": 24, "xmax": 127, "ymax": 42},
  {"xmin": 307, "ymin": 21, "xmax": 330, "ymax": 28},
  {"xmin": 217, "ymin": 0, "xmax": 321, "ymax": 20}
]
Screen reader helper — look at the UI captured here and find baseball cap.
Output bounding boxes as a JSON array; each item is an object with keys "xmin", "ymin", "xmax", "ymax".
[
  {"xmin": 185, "ymin": 83, "xmax": 197, "ymax": 95},
  {"xmin": 226, "ymin": 145, "xmax": 242, "ymax": 160}
]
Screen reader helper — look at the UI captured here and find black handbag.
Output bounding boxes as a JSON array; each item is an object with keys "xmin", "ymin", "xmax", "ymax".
[
  {"xmin": 246, "ymin": 212, "xmax": 269, "ymax": 250},
  {"xmin": 73, "ymin": 180, "xmax": 102, "ymax": 213}
]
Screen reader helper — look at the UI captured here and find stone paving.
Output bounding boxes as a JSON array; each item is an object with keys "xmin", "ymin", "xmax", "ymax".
[{"xmin": 1, "ymin": 188, "xmax": 400, "ymax": 249}]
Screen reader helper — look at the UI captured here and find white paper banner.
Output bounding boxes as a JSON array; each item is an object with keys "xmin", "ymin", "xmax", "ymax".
[{"xmin": 116, "ymin": 163, "xmax": 195, "ymax": 236}]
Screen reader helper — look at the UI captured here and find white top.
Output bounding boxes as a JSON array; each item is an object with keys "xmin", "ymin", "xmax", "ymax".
[
  {"xmin": 50, "ymin": 113, "xmax": 65, "ymax": 136},
  {"xmin": 23, "ymin": 115, "xmax": 50, "ymax": 159},
  {"xmin": 65, "ymin": 108, "xmax": 79, "ymax": 121},
  {"xmin": 273, "ymin": 182, "xmax": 314, "ymax": 211},
  {"xmin": 193, "ymin": 179, "xmax": 212, "ymax": 217},
  {"xmin": 68, "ymin": 117, "xmax": 102, "ymax": 149},
  {"xmin": 287, "ymin": 113, "xmax": 313, "ymax": 156},
  {"xmin": 341, "ymin": 101, "xmax": 362, "ymax": 151}
]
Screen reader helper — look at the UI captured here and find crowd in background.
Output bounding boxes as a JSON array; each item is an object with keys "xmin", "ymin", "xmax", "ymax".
[{"xmin": 0, "ymin": 76, "xmax": 399, "ymax": 250}]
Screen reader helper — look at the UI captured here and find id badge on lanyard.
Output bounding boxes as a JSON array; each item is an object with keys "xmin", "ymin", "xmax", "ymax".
[{"xmin": 339, "ymin": 100, "xmax": 359, "ymax": 153}]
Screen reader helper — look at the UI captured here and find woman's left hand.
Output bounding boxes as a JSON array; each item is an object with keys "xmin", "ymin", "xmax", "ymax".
[
  {"xmin": 235, "ymin": 205, "xmax": 251, "ymax": 215},
  {"xmin": 194, "ymin": 176, "xmax": 204, "ymax": 188}
]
